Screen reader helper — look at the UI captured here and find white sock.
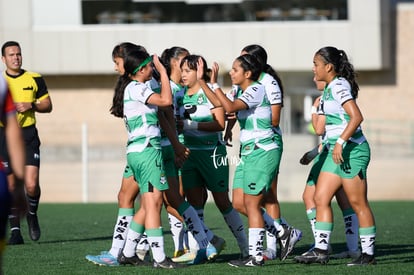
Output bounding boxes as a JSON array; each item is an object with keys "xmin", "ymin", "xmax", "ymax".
[
  {"xmin": 109, "ymin": 208, "xmax": 133, "ymax": 257},
  {"xmin": 249, "ymin": 228, "xmax": 265, "ymax": 260},
  {"xmin": 314, "ymin": 222, "xmax": 333, "ymax": 251},
  {"xmin": 187, "ymin": 230, "xmax": 200, "ymax": 252},
  {"xmin": 360, "ymin": 226, "xmax": 376, "ymax": 256},
  {"xmin": 266, "ymin": 231, "xmax": 277, "ymax": 254},
  {"xmin": 136, "ymin": 233, "xmax": 149, "ymax": 252},
  {"xmin": 123, "ymin": 225, "xmax": 142, "ymax": 258},
  {"xmin": 147, "ymin": 228, "xmax": 166, "ymax": 263},
  {"xmin": 168, "ymin": 213, "xmax": 185, "ymax": 252},
  {"xmin": 306, "ymin": 208, "xmax": 317, "ymax": 238}
]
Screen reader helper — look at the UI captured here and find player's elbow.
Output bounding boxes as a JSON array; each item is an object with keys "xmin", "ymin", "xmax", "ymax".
[{"xmin": 159, "ymin": 97, "xmax": 172, "ymax": 107}]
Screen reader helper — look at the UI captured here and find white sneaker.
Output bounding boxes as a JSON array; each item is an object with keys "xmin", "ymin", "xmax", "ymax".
[{"xmin": 331, "ymin": 250, "xmax": 361, "ymax": 260}]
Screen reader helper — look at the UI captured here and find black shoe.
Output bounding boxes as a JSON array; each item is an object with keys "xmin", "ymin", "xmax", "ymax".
[
  {"xmin": 294, "ymin": 248, "xmax": 329, "ymax": 264},
  {"xmin": 27, "ymin": 214, "xmax": 41, "ymax": 241},
  {"xmin": 153, "ymin": 257, "xmax": 185, "ymax": 269},
  {"xmin": 228, "ymin": 256, "xmax": 264, "ymax": 267},
  {"xmin": 118, "ymin": 251, "xmax": 150, "ymax": 266},
  {"xmin": 278, "ymin": 225, "xmax": 293, "ymax": 260},
  {"xmin": 347, "ymin": 253, "xmax": 376, "ymax": 266},
  {"xmin": 7, "ymin": 230, "xmax": 24, "ymax": 245}
]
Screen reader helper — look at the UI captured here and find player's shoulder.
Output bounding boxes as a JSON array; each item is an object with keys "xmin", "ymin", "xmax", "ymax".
[
  {"xmin": 332, "ymin": 77, "xmax": 350, "ymax": 87},
  {"xmin": 24, "ymin": 70, "xmax": 43, "ymax": 78},
  {"xmin": 259, "ymin": 72, "xmax": 273, "ymax": 83}
]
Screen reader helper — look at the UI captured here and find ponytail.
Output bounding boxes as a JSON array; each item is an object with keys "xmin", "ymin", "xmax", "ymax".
[
  {"xmin": 242, "ymin": 44, "xmax": 284, "ymax": 105},
  {"xmin": 316, "ymin": 46, "xmax": 359, "ymax": 98}
]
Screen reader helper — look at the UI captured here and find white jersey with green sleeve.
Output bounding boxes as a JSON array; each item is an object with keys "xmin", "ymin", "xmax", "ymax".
[
  {"xmin": 259, "ymin": 72, "xmax": 282, "ymax": 105},
  {"xmin": 124, "ymin": 80, "xmax": 160, "ymax": 153},
  {"xmin": 159, "ymin": 80, "xmax": 183, "ymax": 147},
  {"xmin": 322, "ymin": 77, "xmax": 366, "ymax": 144},
  {"xmin": 179, "ymin": 86, "xmax": 223, "ymax": 150},
  {"xmin": 258, "ymin": 72, "xmax": 283, "ymax": 136},
  {"xmin": 231, "ymin": 82, "xmax": 275, "ymax": 145}
]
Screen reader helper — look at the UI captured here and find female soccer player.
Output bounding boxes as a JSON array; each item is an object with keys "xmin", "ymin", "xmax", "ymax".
[{"xmin": 295, "ymin": 46, "xmax": 376, "ymax": 266}]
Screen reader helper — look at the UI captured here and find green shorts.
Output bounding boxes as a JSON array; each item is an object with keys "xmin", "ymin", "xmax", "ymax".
[
  {"xmin": 306, "ymin": 148, "xmax": 328, "ymax": 186},
  {"xmin": 162, "ymin": 145, "xmax": 178, "ymax": 178},
  {"xmin": 232, "ymin": 147, "xmax": 278, "ymax": 195},
  {"xmin": 321, "ymin": 141, "xmax": 370, "ymax": 179},
  {"xmin": 273, "ymin": 133, "xmax": 283, "ymax": 176},
  {"xmin": 122, "ymin": 164, "xmax": 134, "ymax": 179},
  {"xmin": 126, "ymin": 146, "xmax": 168, "ymax": 193},
  {"xmin": 181, "ymin": 144, "xmax": 229, "ymax": 193}
]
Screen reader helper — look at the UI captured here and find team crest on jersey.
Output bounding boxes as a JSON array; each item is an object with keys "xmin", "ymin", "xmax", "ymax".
[
  {"xmin": 197, "ymin": 94, "xmax": 204, "ymax": 105},
  {"xmin": 160, "ymin": 174, "xmax": 167, "ymax": 185}
]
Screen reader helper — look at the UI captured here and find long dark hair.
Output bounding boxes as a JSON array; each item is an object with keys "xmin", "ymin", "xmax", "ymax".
[
  {"xmin": 235, "ymin": 54, "xmax": 262, "ymax": 82},
  {"xmin": 180, "ymin": 54, "xmax": 211, "ymax": 82},
  {"xmin": 160, "ymin": 46, "xmax": 189, "ymax": 77},
  {"xmin": 110, "ymin": 43, "xmax": 147, "ymax": 117},
  {"xmin": 315, "ymin": 46, "xmax": 359, "ymax": 98},
  {"xmin": 242, "ymin": 44, "xmax": 284, "ymax": 105}
]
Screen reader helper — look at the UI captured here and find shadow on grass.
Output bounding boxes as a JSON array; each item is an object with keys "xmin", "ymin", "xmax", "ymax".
[
  {"xmin": 36, "ymin": 227, "xmax": 191, "ymax": 245},
  {"xmin": 38, "ymin": 236, "xmax": 112, "ymax": 244},
  {"xmin": 375, "ymin": 243, "xmax": 414, "ymax": 264}
]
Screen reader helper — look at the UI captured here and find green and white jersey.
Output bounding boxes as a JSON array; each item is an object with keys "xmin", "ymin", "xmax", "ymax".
[
  {"xmin": 124, "ymin": 80, "xmax": 160, "ymax": 153},
  {"xmin": 147, "ymin": 77, "xmax": 160, "ymax": 93},
  {"xmin": 178, "ymin": 85, "xmax": 223, "ymax": 150},
  {"xmin": 171, "ymin": 80, "xmax": 184, "ymax": 117},
  {"xmin": 229, "ymin": 82, "xmax": 275, "ymax": 147},
  {"xmin": 159, "ymin": 80, "xmax": 183, "ymax": 147},
  {"xmin": 172, "ymin": 81, "xmax": 185, "ymax": 144},
  {"xmin": 258, "ymin": 72, "xmax": 283, "ymax": 136},
  {"xmin": 322, "ymin": 77, "xmax": 366, "ymax": 144}
]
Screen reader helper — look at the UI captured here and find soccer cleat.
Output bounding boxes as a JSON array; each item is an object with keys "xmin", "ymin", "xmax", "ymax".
[
  {"xmin": 289, "ymin": 228, "xmax": 302, "ymax": 250},
  {"xmin": 7, "ymin": 230, "xmax": 24, "ymax": 245},
  {"xmin": 303, "ymin": 243, "xmax": 332, "ymax": 255},
  {"xmin": 228, "ymin": 256, "xmax": 264, "ymax": 267},
  {"xmin": 154, "ymin": 257, "xmax": 186, "ymax": 269},
  {"xmin": 206, "ymin": 235, "xmax": 226, "ymax": 261},
  {"xmin": 347, "ymin": 253, "xmax": 376, "ymax": 266},
  {"xmin": 172, "ymin": 250, "xmax": 195, "ymax": 263},
  {"xmin": 262, "ymin": 249, "xmax": 276, "ymax": 261},
  {"xmin": 302, "ymin": 243, "xmax": 315, "ymax": 255},
  {"xmin": 331, "ymin": 250, "xmax": 361, "ymax": 260},
  {"xmin": 85, "ymin": 252, "xmax": 119, "ymax": 266},
  {"xmin": 294, "ymin": 248, "xmax": 329, "ymax": 264},
  {"xmin": 136, "ymin": 249, "xmax": 151, "ymax": 262},
  {"xmin": 278, "ymin": 225, "xmax": 302, "ymax": 260},
  {"xmin": 173, "ymin": 250, "xmax": 185, "ymax": 258},
  {"xmin": 27, "ymin": 213, "xmax": 41, "ymax": 241},
  {"xmin": 172, "ymin": 248, "xmax": 207, "ymax": 264},
  {"xmin": 118, "ymin": 251, "xmax": 150, "ymax": 266}
]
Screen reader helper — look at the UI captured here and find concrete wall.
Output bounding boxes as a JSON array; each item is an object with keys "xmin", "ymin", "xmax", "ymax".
[{"xmin": 0, "ymin": 0, "xmax": 389, "ymax": 74}]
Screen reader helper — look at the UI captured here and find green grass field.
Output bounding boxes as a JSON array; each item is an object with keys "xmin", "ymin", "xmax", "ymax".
[{"xmin": 3, "ymin": 201, "xmax": 414, "ymax": 274}]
